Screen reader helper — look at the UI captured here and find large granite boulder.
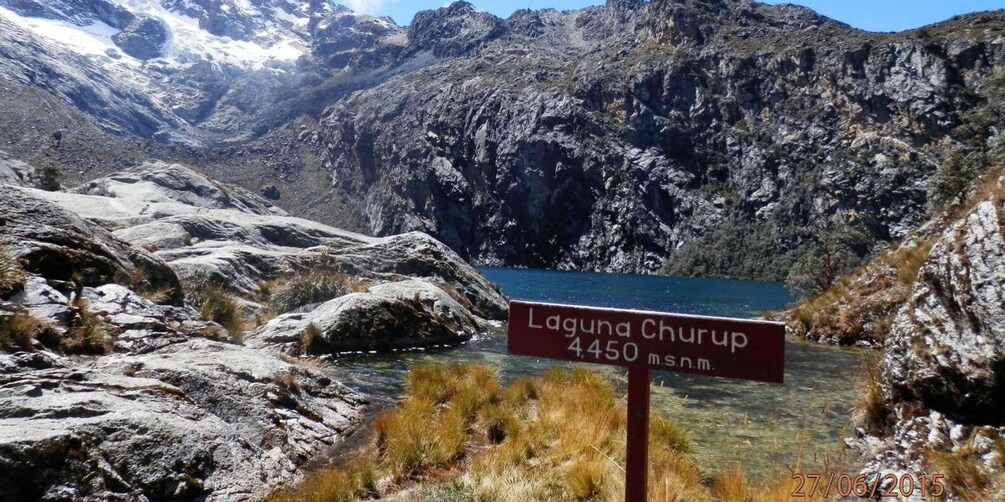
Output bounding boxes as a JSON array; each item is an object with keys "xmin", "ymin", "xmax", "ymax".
[
  {"xmin": 249, "ymin": 279, "xmax": 483, "ymax": 354},
  {"xmin": 0, "ymin": 342, "xmax": 364, "ymax": 501},
  {"xmin": 882, "ymin": 197, "xmax": 1005, "ymax": 423}
]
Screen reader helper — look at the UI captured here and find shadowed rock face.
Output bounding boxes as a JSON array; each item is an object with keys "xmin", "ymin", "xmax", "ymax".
[
  {"xmin": 0, "ymin": 186, "xmax": 184, "ymax": 304},
  {"xmin": 3, "ymin": 0, "xmax": 1005, "ymax": 280},
  {"xmin": 311, "ymin": 2, "xmax": 1005, "ymax": 278},
  {"xmin": 112, "ymin": 17, "xmax": 168, "ymax": 60}
]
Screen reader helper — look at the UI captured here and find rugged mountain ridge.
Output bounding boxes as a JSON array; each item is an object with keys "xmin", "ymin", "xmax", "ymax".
[
  {"xmin": 2, "ymin": 0, "xmax": 1005, "ymax": 279},
  {"xmin": 311, "ymin": 1, "xmax": 1005, "ymax": 277}
]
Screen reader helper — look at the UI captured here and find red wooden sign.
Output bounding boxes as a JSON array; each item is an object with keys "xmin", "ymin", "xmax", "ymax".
[
  {"xmin": 508, "ymin": 301, "xmax": 786, "ymax": 383},
  {"xmin": 506, "ymin": 300, "xmax": 786, "ymax": 501}
]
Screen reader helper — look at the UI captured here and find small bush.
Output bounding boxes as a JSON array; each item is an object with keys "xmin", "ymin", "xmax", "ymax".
[
  {"xmin": 266, "ymin": 266, "xmax": 368, "ymax": 314},
  {"xmin": 0, "ymin": 311, "xmax": 43, "ymax": 352},
  {"xmin": 928, "ymin": 147, "xmax": 988, "ymax": 213},
  {"xmin": 62, "ymin": 299, "xmax": 111, "ymax": 355},
  {"xmin": 32, "ymin": 166, "xmax": 62, "ymax": 191},
  {"xmin": 0, "ymin": 246, "xmax": 25, "ymax": 299},
  {"xmin": 188, "ymin": 282, "xmax": 245, "ymax": 344},
  {"xmin": 565, "ymin": 458, "xmax": 605, "ymax": 499},
  {"xmin": 300, "ymin": 322, "xmax": 322, "ymax": 355}
]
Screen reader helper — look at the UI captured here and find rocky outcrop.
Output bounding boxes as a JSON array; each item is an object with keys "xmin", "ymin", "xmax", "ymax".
[
  {"xmin": 845, "ymin": 178, "xmax": 1005, "ymax": 497},
  {"xmin": 30, "ymin": 162, "xmax": 506, "ymax": 319},
  {"xmin": 407, "ymin": 1, "xmax": 506, "ymax": 58},
  {"xmin": 249, "ymin": 280, "xmax": 484, "ymax": 354},
  {"xmin": 0, "ymin": 343, "xmax": 364, "ymax": 501},
  {"xmin": 0, "ymin": 185, "xmax": 184, "ymax": 304},
  {"xmin": 112, "ymin": 17, "xmax": 168, "ymax": 60},
  {"xmin": 3, "ymin": 0, "xmax": 1005, "ymax": 281},
  {"xmin": 883, "ymin": 197, "xmax": 1005, "ymax": 423},
  {"xmin": 312, "ymin": 2, "xmax": 1005, "ymax": 278},
  {"xmin": 0, "ymin": 159, "xmax": 506, "ymax": 500}
]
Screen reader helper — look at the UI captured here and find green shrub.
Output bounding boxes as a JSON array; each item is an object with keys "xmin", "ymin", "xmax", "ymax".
[
  {"xmin": 928, "ymin": 147, "xmax": 988, "ymax": 212},
  {"xmin": 928, "ymin": 68, "xmax": 1005, "ymax": 213}
]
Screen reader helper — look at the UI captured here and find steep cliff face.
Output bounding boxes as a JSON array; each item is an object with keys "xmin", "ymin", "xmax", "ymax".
[
  {"xmin": 312, "ymin": 1, "xmax": 1005, "ymax": 277},
  {"xmin": 2, "ymin": 0, "xmax": 1004, "ymax": 279}
]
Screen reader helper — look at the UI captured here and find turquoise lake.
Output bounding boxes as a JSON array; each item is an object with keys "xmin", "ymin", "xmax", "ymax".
[{"xmin": 330, "ymin": 267, "xmax": 867, "ymax": 478}]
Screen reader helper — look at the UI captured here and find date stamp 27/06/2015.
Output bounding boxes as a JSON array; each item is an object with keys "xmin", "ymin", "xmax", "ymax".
[{"xmin": 791, "ymin": 473, "xmax": 946, "ymax": 499}]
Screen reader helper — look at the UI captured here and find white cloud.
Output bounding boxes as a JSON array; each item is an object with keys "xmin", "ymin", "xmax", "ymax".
[{"xmin": 344, "ymin": 0, "xmax": 387, "ymax": 15}]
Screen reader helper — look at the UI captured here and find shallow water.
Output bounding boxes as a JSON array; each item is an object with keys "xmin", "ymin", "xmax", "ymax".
[{"xmin": 329, "ymin": 267, "xmax": 867, "ymax": 478}]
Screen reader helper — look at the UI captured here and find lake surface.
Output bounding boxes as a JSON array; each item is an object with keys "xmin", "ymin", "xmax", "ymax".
[{"xmin": 330, "ymin": 267, "xmax": 867, "ymax": 478}]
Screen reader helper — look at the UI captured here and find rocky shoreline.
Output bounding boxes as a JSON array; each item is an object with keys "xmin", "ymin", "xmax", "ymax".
[
  {"xmin": 787, "ymin": 175, "xmax": 1005, "ymax": 499},
  {"xmin": 0, "ymin": 158, "xmax": 506, "ymax": 500}
]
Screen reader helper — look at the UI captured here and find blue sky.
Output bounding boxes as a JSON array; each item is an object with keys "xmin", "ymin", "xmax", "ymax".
[{"xmin": 340, "ymin": 0, "xmax": 1005, "ymax": 33}]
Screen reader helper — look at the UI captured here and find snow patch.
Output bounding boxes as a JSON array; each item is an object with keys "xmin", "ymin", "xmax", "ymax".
[{"xmin": 0, "ymin": 6, "xmax": 122, "ymax": 58}]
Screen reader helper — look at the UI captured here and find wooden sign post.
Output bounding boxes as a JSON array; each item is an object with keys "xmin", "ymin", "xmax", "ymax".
[{"xmin": 507, "ymin": 301, "xmax": 786, "ymax": 501}]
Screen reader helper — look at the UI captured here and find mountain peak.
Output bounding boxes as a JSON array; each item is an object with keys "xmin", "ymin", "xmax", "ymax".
[{"xmin": 407, "ymin": 1, "xmax": 505, "ymax": 58}]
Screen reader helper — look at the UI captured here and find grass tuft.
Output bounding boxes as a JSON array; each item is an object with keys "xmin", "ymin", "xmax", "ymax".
[
  {"xmin": 925, "ymin": 444, "xmax": 996, "ymax": 501},
  {"xmin": 269, "ymin": 457, "xmax": 377, "ymax": 502},
  {"xmin": 565, "ymin": 458, "xmax": 605, "ymax": 499},
  {"xmin": 300, "ymin": 322, "xmax": 322, "ymax": 355},
  {"xmin": 0, "ymin": 246, "xmax": 26, "ymax": 299},
  {"xmin": 126, "ymin": 266, "xmax": 173, "ymax": 304},
  {"xmin": 62, "ymin": 298, "xmax": 111, "ymax": 355},
  {"xmin": 188, "ymin": 282, "xmax": 245, "ymax": 344},
  {"xmin": 264, "ymin": 258, "xmax": 369, "ymax": 314},
  {"xmin": 0, "ymin": 311, "xmax": 46, "ymax": 352},
  {"xmin": 854, "ymin": 355, "xmax": 892, "ymax": 435}
]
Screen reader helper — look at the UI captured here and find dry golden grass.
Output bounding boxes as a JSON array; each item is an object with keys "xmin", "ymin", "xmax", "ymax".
[
  {"xmin": 270, "ymin": 457, "xmax": 378, "ymax": 502},
  {"xmin": 62, "ymin": 298, "xmax": 111, "ymax": 355},
  {"xmin": 0, "ymin": 311, "xmax": 47, "ymax": 352},
  {"xmin": 787, "ymin": 240, "xmax": 932, "ymax": 345},
  {"xmin": 188, "ymin": 282, "xmax": 245, "ymax": 344},
  {"xmin": 262, "ymin": 253, "xmax": 370, "ymax": 315},
  {"xmin": 853, "ymin": 355, "xmax": 892, "ymax": 435},
  {"xmin": 271, "ymin": 363, "xmax": 821, "ymax": 502},
  {"xmin": 925, "ymin": 444, "xmax": 1000, "ymax": 501},
  {"xmin": 300, "ymin": 322, "xmax": 322, "ymax": 355},
  {"xmin": 0, "ymin": 245, "xmax": 25, "ymax": 299}
]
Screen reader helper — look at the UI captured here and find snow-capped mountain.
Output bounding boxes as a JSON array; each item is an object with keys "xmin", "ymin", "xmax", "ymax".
[{"xmin": 0, "ymin": 0, "xmax": 402, "ymax": 142}]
